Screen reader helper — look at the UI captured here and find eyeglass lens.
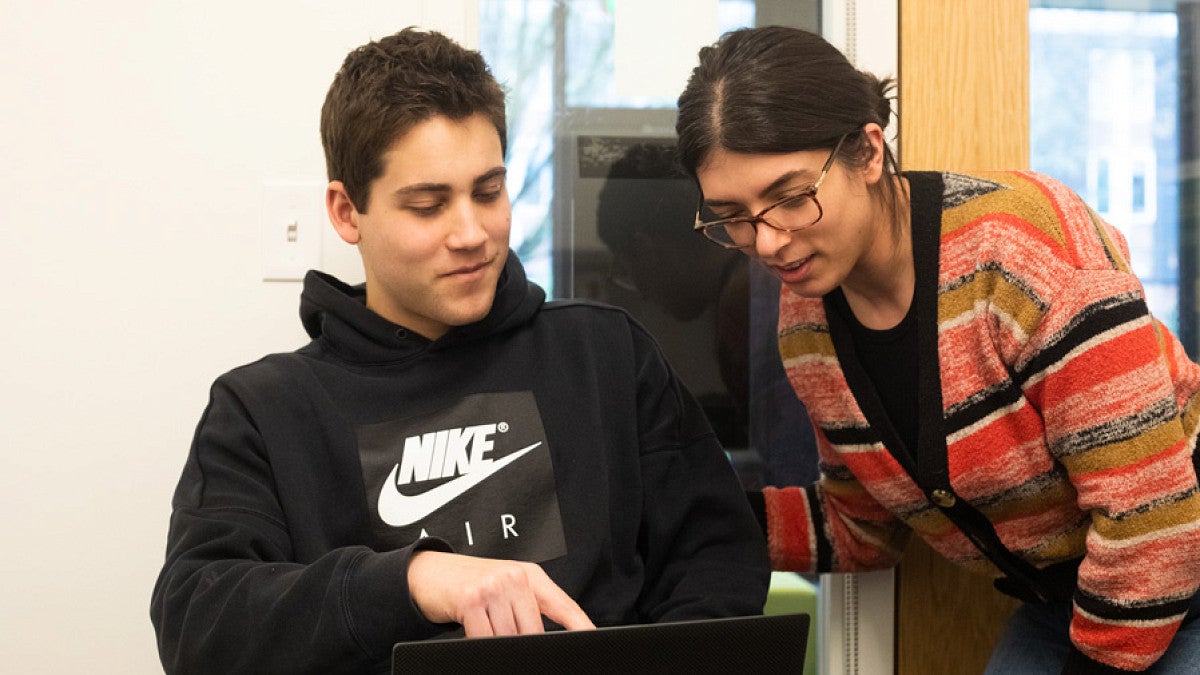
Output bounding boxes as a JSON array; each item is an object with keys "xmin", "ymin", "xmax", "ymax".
[{"xmin": 700, "ymin": 193, "xmax": 821, "ymax": 247}]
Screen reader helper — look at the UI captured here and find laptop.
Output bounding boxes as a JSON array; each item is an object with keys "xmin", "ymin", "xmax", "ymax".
[{"xmin": 391, "ymin": 612, "xmax": 810, "ymax": 674}]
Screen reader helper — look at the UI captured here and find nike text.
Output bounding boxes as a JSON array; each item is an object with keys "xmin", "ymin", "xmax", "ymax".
[
  {"xmin": 398, "ymin": 423, "xmax": 502, "ymax": 484},
  {"xmin": 377, "ymin": 441, "xmax": 542, "ymax": 527}
]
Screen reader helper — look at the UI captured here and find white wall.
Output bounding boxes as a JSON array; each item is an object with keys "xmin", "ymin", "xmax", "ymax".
[{"xmin": 0, "ymin": 2, "xmax": 473, "ymax": 671}]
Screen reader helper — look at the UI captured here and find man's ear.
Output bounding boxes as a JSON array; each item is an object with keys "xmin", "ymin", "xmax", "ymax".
[
  {"xmin": 860, "ymin": 122, "xmax": 887, "ymax": 185},
  {"xmin": 326, "ymin": 181, "xmax": 361, "ymax": 244}
]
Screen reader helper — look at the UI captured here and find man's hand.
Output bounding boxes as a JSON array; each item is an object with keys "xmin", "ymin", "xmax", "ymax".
[{"xmin": 407, "ymin": 550, "xmax": 595, "ymax": 637}]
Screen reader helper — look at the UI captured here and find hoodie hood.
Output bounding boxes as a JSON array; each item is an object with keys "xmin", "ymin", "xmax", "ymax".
[{"xmin": 299, "ymin": 251, "xmax": 546, "ymax": 363}]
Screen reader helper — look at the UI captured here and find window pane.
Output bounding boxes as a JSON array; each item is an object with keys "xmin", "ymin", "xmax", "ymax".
[{"xmin": 1030, "ymin": 5, "xmax": 1181, "ymax": 334}]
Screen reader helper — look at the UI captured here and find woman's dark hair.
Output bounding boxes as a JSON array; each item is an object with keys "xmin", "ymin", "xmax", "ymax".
[{"xmin": 676, "ymin": 26, "xmax": 902, "ymax": 234}]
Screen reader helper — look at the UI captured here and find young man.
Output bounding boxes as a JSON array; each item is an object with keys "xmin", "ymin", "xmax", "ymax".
[{"xmin": 150, "ymin": 28, "xmax": 769, "ymax": 674}]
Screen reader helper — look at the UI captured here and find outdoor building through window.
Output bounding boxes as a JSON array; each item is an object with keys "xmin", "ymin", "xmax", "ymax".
[{"xmin": 1031, "ymin": 1, "xmax": 1196, "ymax": 352}]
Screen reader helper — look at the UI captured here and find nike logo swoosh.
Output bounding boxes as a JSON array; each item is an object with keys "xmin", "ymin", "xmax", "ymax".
[{"xmin": 377, "ymin": 442, "xmax": 542, "ymax": 527}]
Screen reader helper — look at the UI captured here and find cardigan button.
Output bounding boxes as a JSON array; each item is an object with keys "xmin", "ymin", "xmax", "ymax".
[{"xmin": 931, "ymin": 489, "xmax": 956, "ymax": 508}]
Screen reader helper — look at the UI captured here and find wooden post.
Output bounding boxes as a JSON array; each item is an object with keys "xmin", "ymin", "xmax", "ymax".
[{"xmin": 895, "ymin": 1, "xmax": 1028, "ymax": 673}]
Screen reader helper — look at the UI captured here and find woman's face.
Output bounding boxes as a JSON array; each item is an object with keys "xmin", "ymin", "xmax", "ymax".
[{"xmin": 694, "ymin": 127, "xmax": 888, "ymax": 298}]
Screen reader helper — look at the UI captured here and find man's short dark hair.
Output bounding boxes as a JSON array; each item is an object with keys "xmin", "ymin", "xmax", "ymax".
[{"xmin": 320, "ymin": 27, "xmax": 507, "ymax": 212}]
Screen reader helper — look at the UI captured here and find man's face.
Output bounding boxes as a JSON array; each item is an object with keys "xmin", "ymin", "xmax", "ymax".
[{"xmin": 342, "ymin": 113, "xmax": 511, "ymax": 340}]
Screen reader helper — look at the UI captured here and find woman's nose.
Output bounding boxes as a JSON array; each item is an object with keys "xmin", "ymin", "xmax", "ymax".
[{"xmin": 753, "ymin": 220, "xmax": 792, "ymax": 259}]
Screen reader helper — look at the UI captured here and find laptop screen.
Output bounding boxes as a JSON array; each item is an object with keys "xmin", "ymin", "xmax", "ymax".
[{"xmin": 391, "ymin": 612, "xmax": 810, "ymax": 675}]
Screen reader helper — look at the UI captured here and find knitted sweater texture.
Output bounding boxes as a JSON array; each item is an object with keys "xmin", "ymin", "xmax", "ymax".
[{"xmin": 764, "ymin": 170, "xmax": 1200, "ymax": 671}]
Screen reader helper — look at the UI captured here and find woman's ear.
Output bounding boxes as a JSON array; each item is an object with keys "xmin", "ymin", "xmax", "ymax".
[
  {"xmin": 860, "ymin": 122, "xmax": 887, "ymax": 185},
  {"xmin": 326, "ymin": 181, "xmax": 361, "ymax": 245}
]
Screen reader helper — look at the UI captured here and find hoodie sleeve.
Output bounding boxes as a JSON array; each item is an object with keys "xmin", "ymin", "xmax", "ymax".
[
  {"xmin": 150, "ymin": 378, "xmax": 453, "ymax": 675},
  {"xmin": 626, "ymin": 323, "xmax": 772, "ymax": 621}
]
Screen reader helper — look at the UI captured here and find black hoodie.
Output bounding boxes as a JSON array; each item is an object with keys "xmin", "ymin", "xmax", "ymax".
[{"xmin": 151, "ymin": 253, "xmax": 770, "ymax": 674}]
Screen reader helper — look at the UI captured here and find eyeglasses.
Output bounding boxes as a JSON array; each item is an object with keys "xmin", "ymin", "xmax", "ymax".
[{"xmin": 694, "ymin": 134, "xmax": 848, "ymax": 249}]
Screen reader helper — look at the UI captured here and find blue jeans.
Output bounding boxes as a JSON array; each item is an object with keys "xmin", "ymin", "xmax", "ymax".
[{"xmin": 984, "ymin": 592, "xmax": 1200, "ymax": 674}]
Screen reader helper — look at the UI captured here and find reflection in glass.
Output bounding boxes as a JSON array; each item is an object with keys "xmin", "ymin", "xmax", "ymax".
[
  {"xmin": 479, "ymin": 5, "xmax": 822, "ymax": 671},
  {"xmin": 592, "ymin": 138, "xmax": 753, "ymax": 454},
  {"xmin": 478, "ymin": 0, "xmax": 820, "ymax": 497}
]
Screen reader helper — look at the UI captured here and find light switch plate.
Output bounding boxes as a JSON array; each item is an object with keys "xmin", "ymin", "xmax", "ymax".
[{"xmin": 261, "ymin": 181, "xmax": 325, "ymax": 281}]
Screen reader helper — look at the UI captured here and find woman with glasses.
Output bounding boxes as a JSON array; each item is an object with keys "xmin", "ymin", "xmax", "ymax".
[{"xmin": 675, "ymin": 25, "xmax": 1200, "ymax": 674}]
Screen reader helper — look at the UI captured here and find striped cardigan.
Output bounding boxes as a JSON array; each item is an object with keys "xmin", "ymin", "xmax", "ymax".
[{"xmin": 764, "ymin": 170, "xmax": 1200, "ymax": 671}]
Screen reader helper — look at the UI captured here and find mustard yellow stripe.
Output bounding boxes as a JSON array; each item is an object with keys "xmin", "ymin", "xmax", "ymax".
[
  {"xmin": 820, "ymin": 476, "xmax": 868, "ymax": 499},
  {"xmin": 942, "ymin": 196, "xmax": 1001, "ymax": 235},
  {"xmin": 1092, "ymin": 493, "xmax": 1200, "ymax": 541},
  {"xmin": 939, "ymin": 275, "xmax": 987, "ymax": 319},
  {"xmin": 904, "ymin": 508, "xmax": 956, "ymax": 538},
  {"xmin": 942, "ymin": 197, "xmax": 1016, "ymax": 235},
  {"xmin": 979, "ymin": 480, "xmax": 1077, "ymax": 523},
  {"xmin": 941, "ymin": 173, "xmax": 1066, "ymax": 250},
  {"xmin": 1002, "ymin": 172, "xmax": 1069, "ymax": 246},
  {"xmin": 779, "ymin": 328, "xmax": 835, "ymax": 362},
  {"xmin": 940, "ymin": 269, "xmax": 1044, "ymax": 337},
  {"xmin": 1057, "ymin": 421, "xmax": 1185, "ymax": 475},
  {"xmin": 1182, "ymin": 392, "xmax": 1200, "ymax": 440},
  {"xmin": 1032, "ymin": 525, "xmax": 1089, "ymax": 563},
  {"xmin": 940, "ymin": 173, "xmax": 1020, "ymax": 230}
]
